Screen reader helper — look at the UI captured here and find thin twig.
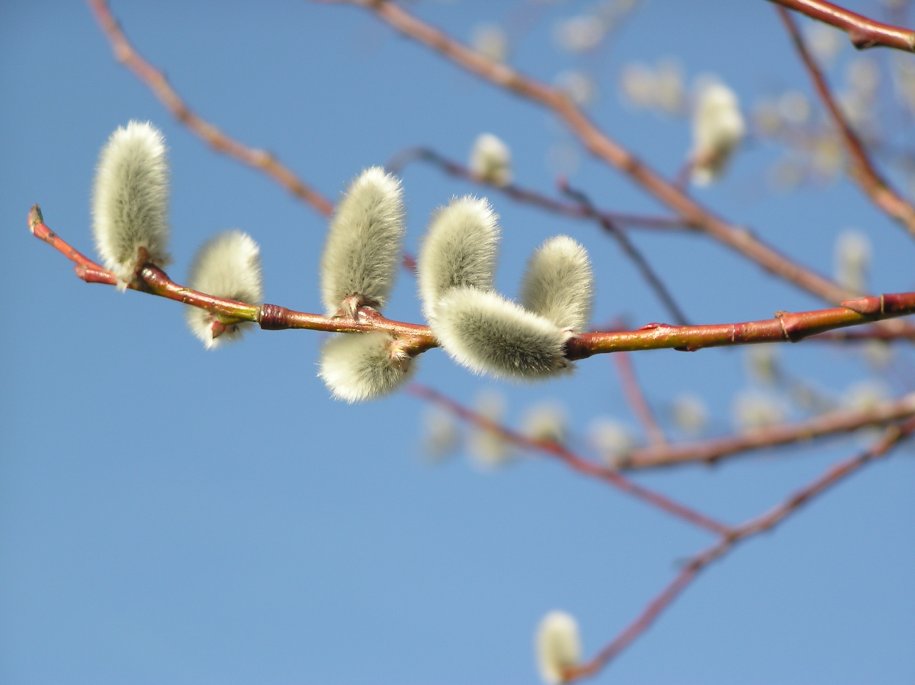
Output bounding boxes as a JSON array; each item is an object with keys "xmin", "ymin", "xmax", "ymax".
[
  {"xmin": 560, "ymin": 180, "xmax": 690, "ymax": 325},
  {"xmin": 29, "ymin": 206, "xmax": 915, "ymax": 358},
  {"xmin": 387, "ymin": 146, "xmax": 690, "ymax": 231},
  {"xmin": 408, "ymin": 383, "xmax": 729, "ymax": 535},
  {"xmin": 769, "ymin": 0, "xmax": 915, "ymax": 52},
  {"xmin": 87, "ymin": 0, "xmax": 335, "ymax": 217},
  {"xmin": 567, "ymin": 416, "xmax": 915, "ymax": 680},
  {"xmin": 623, "ymin": 392, "xmax": 915, "ymax": 469},
  {"xmin": 346, "ymin": 0, "xmax": 869, "ymax": 310},
  {"xmin": 614, "ymin": 353, "xmax": 667, "ymax": 446},
  {"xmin": 778, "ymin": 7, "xmax": 915, "ymax": 238}
]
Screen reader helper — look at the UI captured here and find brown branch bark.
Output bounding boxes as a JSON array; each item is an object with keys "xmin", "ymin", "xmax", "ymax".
[
  {"xmin": 29, "ymin": 205, "xmax": 915, "ymax": 359},
  {"xmin": 87, "ymin": 0, "xmax": 334, "ymax": 218},
  {"xmin": 769, "ymin": 0, "xmax": 915, "ymax": 52},
  {"xmin": 778, "ymin": 7, "xmax": 915, "ymax": 238}
]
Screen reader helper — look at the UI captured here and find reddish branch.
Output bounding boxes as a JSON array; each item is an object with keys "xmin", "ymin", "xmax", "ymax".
[
  {"xmin": 29, "ymin": 205, "xmax": 915, "ymax": 358},
  {"xmin": 770, "ymin": 0, "xmax": 915, "ymax": 52},
  {"xmin": 346, "ymin": 0, "xmax": 869, "ymax": 311},
  {"xmin": 623, "ymin": 392, "xmax": 915, "ymax": 469},
  {"xmin": 778, "ymin": 8, "xmax": 915, "ymax": 238},
  {"xmin": 614, "ymin": 353, "xmax": 667, "ymax": 446},
  {"xmin": 567, "ymin": 416, "xmax": 915, "ymax": 681},
  {"xmin": 87, "ymin": 0, "xmax": 334, "ymax": 218},
  {"xmin": 408, "ymin": 384, "xmax": 728, "ymax": 535}
]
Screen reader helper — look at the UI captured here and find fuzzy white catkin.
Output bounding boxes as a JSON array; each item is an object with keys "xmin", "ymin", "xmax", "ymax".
[
  {"xmin": 320, "ymin": 167, "xmax": 405, "ymax": 315},
  {"xmin": 318, "ymin": 332, "xmax": 414, "ymax": 402},
  {"xmin": 185, "ymin": 230, "xmax": 263, "ymax": 349},
  {"xmin": 469, "ymin": 133, "xmax": 512, "ymax": 186},
  {"xmin": 520, "ymin": 235, "xmax": 593, "ymax": 332},
  {"xmin": 417, "ymin": 196, "xmax": 500, "ymax": 321},
  {"xmin": 91, "ymin": 120, "xmax": 170, "ymax": 288},
  {"xmin": 431, "ymin": 287, "xmax": 570, "ymax": 379},
  {"xmin": 535, "ymin": 611, "xmax": 582, "ymax": 685},
  {"xmin": 690, "ymin": 81, "xmax": 745, "ymax": 186}
]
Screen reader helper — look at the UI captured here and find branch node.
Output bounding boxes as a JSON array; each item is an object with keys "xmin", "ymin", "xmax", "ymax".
[{"xmin": 258, "ymin": 303, "xmax": 289, "ymax": 330}]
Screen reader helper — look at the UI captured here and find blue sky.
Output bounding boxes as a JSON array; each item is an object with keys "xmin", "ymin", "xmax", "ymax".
[{"xmin": 2, "ymin": 1, "xmax": 914, "ymax": 684}]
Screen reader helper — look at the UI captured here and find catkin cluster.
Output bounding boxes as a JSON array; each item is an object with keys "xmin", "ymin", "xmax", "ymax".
[
  {"xmin": 317, "ymin": 168, "xmax": 594, "ymax": 401},
  {"xmin": 91, "ymin": 121, "xmax": 264, "ymax": 347},
  {"xmin": 90, "ymin": 125, "xmax": 595, "ymax": 401},
  {"xmin": 418, "ymin": 197, "xmax": 593, "ymax": 381}
]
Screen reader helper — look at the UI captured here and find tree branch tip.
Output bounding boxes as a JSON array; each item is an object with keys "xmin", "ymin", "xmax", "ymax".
[{"xmin": 28, "ymin": 204, "xmax": 44, "ymax": 234}]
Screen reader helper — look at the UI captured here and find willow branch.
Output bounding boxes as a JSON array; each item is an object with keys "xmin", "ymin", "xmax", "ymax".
[
  {"xmin": 769, "ymin": 0, "xmax": 915, "ymax": 52},
  {"xmin": 567, "ymin": 416, "xmax": 915, "ymax": 681},
  {"xmin": 28, "ymin": 206, "xmax": 435, "ymax": 353},
  {"xmin": 623, "ymin": 392, "xmax": 915, "ymax": 470},
  {"xmin": 345, "ymin": 0, "xmax": 871, "ymax": 311},
  {"xmin": 29, "ymin": 206, "xmax": 915, "ymax": 359},
  {"xmin": 408, "ymin": 384, "xmax": 729, "ymax": 536},
  {"xmin": 87, "ymin": 0, "xmax": 334, "ymax": 218},
  {"xmin": 778, "ymin": 7, "xmax": 915, "ymax": 238}
]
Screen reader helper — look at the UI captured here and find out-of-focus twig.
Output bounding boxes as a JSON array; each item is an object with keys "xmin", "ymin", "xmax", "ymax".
[
  {"xmin": 346, "ymin": 0, "xmax": 867, "ymax": 310},
  {"xmin": 623, "ymin": 392, "xmax": 915, "ymax": 469},
  {"xmin": 567, "ymin": 416, "xmax": 915, "ymax": 681},
  {"xmin": 408, "ymin": 383, "xmax": 728, "ymax": 535},
  {"xmin": 778, "ymin": 7, "xmax": 915, "ymax": 238},
  {"xmin": 387, "ymin": 146, "xmax": 690, "ymax": 231},
  {"xmin": 88, "ymin": 0, "xmax": 334, "ymax": 218},
  {"xmin": 560, "ymin": 180, "xmax": 691, "ymax": 325},
  {"xmin": 614, "ymin": 352, "xmax": 667, "ymax": 446}
]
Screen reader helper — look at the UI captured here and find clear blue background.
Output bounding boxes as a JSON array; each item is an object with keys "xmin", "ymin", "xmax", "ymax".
[{"xmin": 2, "ymin": 1, "xmax": 913, "ymax": 684}]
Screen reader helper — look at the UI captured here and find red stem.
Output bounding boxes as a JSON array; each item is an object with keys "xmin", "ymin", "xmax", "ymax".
[
  {"xmin": 770, "ymin": 0, "xmax": 915, "ymax": 52},
  {"xmin": 567, "ymin": 416, "xmax": 915, "ymax": 680},
  {"xmin": 408, "ymin": 383, "xmax": 730, "ymax": 535},
  {"xmin": 614, "ymin": 353, "xmax": 667, "ymax": 446},
  {"xmin": 29, "ymin": 206, "xmax": 915, "ymax": 356},
  {"xmin": 777, "ymin": 7, "xmax": 915, "ymax": 238}
]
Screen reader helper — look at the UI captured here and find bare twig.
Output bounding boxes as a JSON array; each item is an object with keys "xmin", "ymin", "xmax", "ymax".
[
  {"xmin": 778, "ymin": 7, "xmax": 915, "ymax": 238},
  {"xmin": 769, "ymin": 0, "xmax": 915, "ymax": 52},
  {"xmin": 87, "ymin": 0, "xmax": 334, "ymax": 218},
  {"xmin": 560, "ymin": 180, "xmax": 691, "ymax": 325},
  {"xmin": 408, "ymin": 384, "xmax": 729, "ymax": 535},
  {"xmin": 614, "ymin": 353, "xmax": 667, "ymax": 446},
  {"xmin": 345, "ymin": 0, "xmax": 867, "ymax": 310},
  {"xmin": 387, "ymin": 146, "xmax": 690, "ymax": 231},
  {"xmin": 567, "ymin": 416, "xmax": 915, "ymax": 680},
  {"xmin": 623, "ymin": 392, "xmax": 915, "ymax": 469},
  {"xmin": 29, "ymin": 206, "xmax": 915, "ymax": 358}
]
